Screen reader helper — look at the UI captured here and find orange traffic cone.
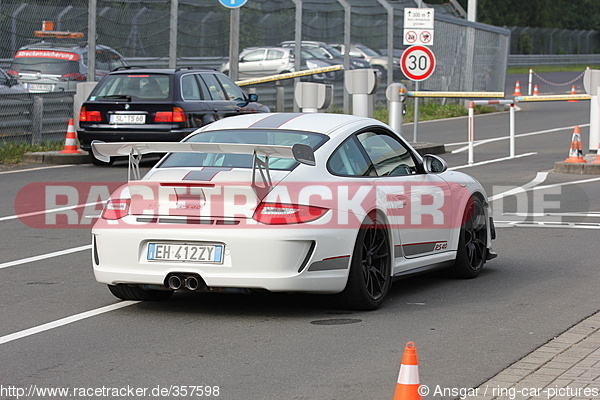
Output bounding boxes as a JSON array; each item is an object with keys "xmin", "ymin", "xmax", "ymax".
[
  {"xmin": 564, "ymin": 126, "xmax": 586, "ymax": 163},
  {"xmin": 592, "ymin": 143, "xmax": 600, "ymax": 164},
  {"xmin": 60, "ymin": 119, "xmax": 82, "ymax": 154},
  {"xmin": 392, "ymin": 342, "xmax": 421, "ymax": 400},
  {"xmin": 533, "ymin": 84, "xmax": 540, "ymax": 96},
  {"xmin": 568, "ymin": 85, "xmax": 578, "ymax": 102},
  {"xmin": 513, "ymin": 81, "xmax": 522, "ymax": 96}
]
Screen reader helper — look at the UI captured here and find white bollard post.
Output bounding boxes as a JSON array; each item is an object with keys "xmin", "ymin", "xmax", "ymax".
[
  {"xmin": 386, "ymin": 83, "xmax": 407, "ymax": 136},
  {"xmin": 468, "ymin": 102, "xmax": 474, "ymax": 165},
  {"xmin": 510, "ymin": 103, "xmax": 516, "ymax": 158},
  {"xmin": 528, "ymin": 68, "xmax": 533, "ymax": 96}
]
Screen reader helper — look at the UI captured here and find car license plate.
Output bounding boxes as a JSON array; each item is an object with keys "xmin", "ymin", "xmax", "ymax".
[
  {"xmin": 147, "ymin": 243, "xmax": 223, "ymax": 263},
  {"xmin": 110, "ymin": 114, "xmax": 146, "ymax": 124},
  {"xmin": 27, "ymin": 83, "xmax": 54, "ymax": 92}
]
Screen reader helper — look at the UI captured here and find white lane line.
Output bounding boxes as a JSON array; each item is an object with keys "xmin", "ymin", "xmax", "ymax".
[
  {"xmin": 0, "ymin": 201, "xmax": 102, "ymax": 222},
  {"xmin": 449, "ymin": 152, "xmax": 537, "ymax": 171},
  {"xmin": 0, "ymin": 244, "xmax": 92, "ymax": 270},
  {"xmin": 489, "ymin": 171, "xmax": 549, "ymax": 202},
  {"xmin": 502, "ymin": 212, "xmax": 600, "ymax": 218},
  {"xmin": 0, "ymin": 165, "xmax": 76, "ymax": 175},
  {"xmin": 0, "ymin": 301, "xmax": 139, "ymax": 345},
  {"xmin": 448, "ymin": 124, "xmax": 590, "ymax": 152},
  {"xmin": 495, "ymin": 221, "xmax": 600, "ymax": 230}
]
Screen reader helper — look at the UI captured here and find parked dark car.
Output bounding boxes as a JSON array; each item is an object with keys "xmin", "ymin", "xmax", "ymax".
[
  {"xmin": 78, "ymin": 67, "xmax": 270, "ymax": 165},
  {"xmin": 8, "ymin": 35, "xmax": 126, "ymax": 93}
]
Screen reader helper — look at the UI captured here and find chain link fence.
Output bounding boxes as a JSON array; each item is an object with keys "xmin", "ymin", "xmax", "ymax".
[
  {"xmin": 0, "ymin": 0, "xmax": 510, "ymax": 145},
  {"xmin": 509, "ymin": 27, "xmax": 600, "ymax": 55}
]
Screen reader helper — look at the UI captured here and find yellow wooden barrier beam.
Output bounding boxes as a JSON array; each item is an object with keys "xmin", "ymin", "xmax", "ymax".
[{"xmin": 236, "ymin": 65, "xmax": 343, "ymax": 87}]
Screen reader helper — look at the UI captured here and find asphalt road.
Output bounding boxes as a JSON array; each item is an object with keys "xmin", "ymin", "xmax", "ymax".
[{"xmin": 0, "ymin": 98, "xmax": 599, "ymax": 400}]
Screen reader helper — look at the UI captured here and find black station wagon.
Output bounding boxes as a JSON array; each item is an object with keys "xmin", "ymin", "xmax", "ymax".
[{"xmin": 78, "ymin": 67, "xmax": 269, "ymax": 165}]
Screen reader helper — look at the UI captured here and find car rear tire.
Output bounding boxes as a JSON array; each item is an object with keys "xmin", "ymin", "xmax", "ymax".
[
  {"xmin": 338, "ymin": 213, "xmax": 392, "ymax": 310},
  {"xmin": 451, "ymin": 197, "xmax": 487, "ymax": 278},
  {"xmin": 90, "ymin": 153, "xmax": 114, "ymax": 166},
  {"xmin": 108, "ymin": 284, "xmax": 173, "ymax": 301}
]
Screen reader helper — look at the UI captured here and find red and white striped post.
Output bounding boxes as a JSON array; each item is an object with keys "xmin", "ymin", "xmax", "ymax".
[{"xmin": 467, "ymin": 100, "xmax": 515, "ymax": 165}]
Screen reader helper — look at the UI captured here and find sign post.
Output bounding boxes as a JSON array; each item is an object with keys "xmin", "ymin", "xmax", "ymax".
[{"xmin": 218, "ymin": 0, "xmax": 249, "ymax": 82}]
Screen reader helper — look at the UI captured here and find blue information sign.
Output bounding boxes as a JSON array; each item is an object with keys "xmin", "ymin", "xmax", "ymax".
[{"xmin": 218, "ymin": 0, "xmax": 248, "ymax": 8}]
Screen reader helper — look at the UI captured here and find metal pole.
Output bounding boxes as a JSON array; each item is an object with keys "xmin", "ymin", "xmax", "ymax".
[
  {"xmin": 413, "ymin": 81, "xmax": 419, "ymax": 142},
  {"xmin": 468, "ymin": 101, "xmax": 474, "ymax": 165},
  {"xmin": 528, "ymin": 68, "xmax": 533, "ymax": 96},
  {"xmin": 87, "ymin": 0, "xmax": 97, "ymax": 82},
  {"xmin": 229, "ymin": 8, "xmax": 240, "ymax": 82},
  {"xmin": 31, "ymin": 97, "xmax": 43, "ymax": 146},
  {"xmin": 168, "ymin": 0, "xmax": 178, "ymax": 68},
  {"xmin": 376, "ymin": 0, "xmax": 394, "ymax": 89},
  {"xmin": 337, "ymin": 0, "xmax": 351, "ymax": 114},
  {"xmin": 510, "ymin": 103, "xmax": 515, "ymax": 158},
  {"xmin": 292, "ymin": 0, "xmax": 302, "ymax": 112}
]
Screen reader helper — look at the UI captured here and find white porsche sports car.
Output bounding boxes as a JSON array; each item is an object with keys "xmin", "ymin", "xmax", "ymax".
[{"xmin": 91, "ymin": 113, "xmax": 496, "ymax": 310}]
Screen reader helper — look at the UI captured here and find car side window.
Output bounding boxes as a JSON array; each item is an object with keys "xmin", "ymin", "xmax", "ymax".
[
  {"xmin": 215, "ymin": 74, "xmax": 245, "ymax": 101},
  {"xmin": 327, "ymin": 136, "xmax": 372, "ymax": 177},
  {"xmin": 356, "ymin": 131, "xmax": 419, "ymax": 176},
  {"xmin": 266, "ymin": 50, "xmax": 284, "ymax": 60},
  {"xmin": 241, "ymin": 49, "xmax": 265, "ymax": 62},
  {"xmin": 199, "ymin": 74, "xmax": 227, "ymax": 100},
  {"xmin": 181, "ymin": 74, "xmax": 202, "ymax": 100}
]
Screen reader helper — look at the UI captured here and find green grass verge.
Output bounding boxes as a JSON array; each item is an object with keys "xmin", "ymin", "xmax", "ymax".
[
  {"xmin": 373, "ymin": 103, "xmax": 496, "ymax": 124},
  {"xmin": 0, "ymin": 141, "xmax": 63, "ymax": 164},
  {"xmin": 507, "ymin": 64, "xmax": 600, "ymax": 74}
]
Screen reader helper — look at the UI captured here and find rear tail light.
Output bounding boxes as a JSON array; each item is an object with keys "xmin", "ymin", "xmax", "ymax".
[
  {"xmin": 7, "ymin": 70, "xmax": 18, "ymax": 77},
  {"xmin": 101, "ymin": 199, "xmax": 130, "ymax": 220},
  {"xmin": 253, "ymin": 202, "xmax": 328, "ymax": 224},
  {"xmin": 62, "ymin": 72, "xmax": 86, "ymax": 81},
  {"xmin": 154, "ymin": 107, "xmax": 186, "ymax": 123},
  {"xmin": 79, "ymin": 107, "xmax": 101, "ymax": 122}
]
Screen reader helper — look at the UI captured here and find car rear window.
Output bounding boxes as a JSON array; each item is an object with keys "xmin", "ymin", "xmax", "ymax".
[
  {"xmin": 90, "ymin": 73, "xmax": 171, "ymax": 101},
  {"xmin": 11, "ymin": 50, "xmax": 80, "ymax": 75},
  {"xmin": 159, "ymin": 129, "xmax": 328, "ymax": 171}
]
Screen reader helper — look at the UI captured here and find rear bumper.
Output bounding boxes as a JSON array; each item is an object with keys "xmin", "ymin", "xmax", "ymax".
[{"xmin": 78, "ymin": 128, "xmax": 194, "ymax": 150}]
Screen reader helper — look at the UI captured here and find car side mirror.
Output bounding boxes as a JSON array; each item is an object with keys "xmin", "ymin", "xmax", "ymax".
[
  {"xmin": 248, "ymin": 93, "xmax": 258, "ymax": 102},
  {"xmin": 423, "ymin": 154, "xmax": 447, "ymax": 173}
]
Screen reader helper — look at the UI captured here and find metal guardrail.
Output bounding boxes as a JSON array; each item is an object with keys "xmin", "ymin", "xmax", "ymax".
[
  {"xmin": 0, "ymin": 92, "xmax": 74, "ymax": 143},
  {"xmin": 508, "ymin": 54, "xmax": 600, "ymax": 67}
]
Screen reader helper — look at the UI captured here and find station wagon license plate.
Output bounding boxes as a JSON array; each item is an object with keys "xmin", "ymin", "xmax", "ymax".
[
  {"xmin": 26, "ymin": 83, "xmax": 54, "ymax": 92},
  {"xmin": 147, "ymin": 243, "xmax": 223, "ymax": 263},
  {"xmin": 110, "ymin": 114, "xmax": 146, "ymax": 124}
]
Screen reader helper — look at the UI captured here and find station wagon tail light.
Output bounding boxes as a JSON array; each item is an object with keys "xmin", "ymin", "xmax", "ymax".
[
  {"xmin": 154, "ymin": 107, "xmax": 186, "ymax": 123},
  {"xmin": 253, "ymin": 202, "xmax": 328, "ymax": 224},
  {"xmin": 79, "ymin": 107, "xmax": 101, "ymax": 122},
  {"xmin": 101, "ymin": 199, "xmax": 130, "ymax": 220}
]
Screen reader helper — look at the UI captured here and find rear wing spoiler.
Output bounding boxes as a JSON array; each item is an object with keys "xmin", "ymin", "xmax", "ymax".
[{"xmin": 91, "ymin": 140, "xmax": 316, "ymax": 184}]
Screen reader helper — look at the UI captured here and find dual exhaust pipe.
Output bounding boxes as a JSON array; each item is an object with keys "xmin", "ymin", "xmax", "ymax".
[{"xmin": 166, "ymin": 274, "xmax": 205, "ymax": 291}]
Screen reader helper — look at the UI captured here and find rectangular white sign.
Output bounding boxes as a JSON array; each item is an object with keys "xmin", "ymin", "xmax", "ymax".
[{"xmin": 404, "ymin": 8, "xmax": 435, "ymax": 29}]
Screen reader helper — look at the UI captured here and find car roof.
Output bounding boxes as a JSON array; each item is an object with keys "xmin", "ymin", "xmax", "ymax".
[
  {"xmin": 108, "ymin": 68, "xmax": 221, "ymax": 75},
  {"xmin": 200, "ymin": 113, "xmax": 383, "ymax": 137},
  {"xmin": 18, "ymin": 41, "xmax": 117, "ymax": 53}
]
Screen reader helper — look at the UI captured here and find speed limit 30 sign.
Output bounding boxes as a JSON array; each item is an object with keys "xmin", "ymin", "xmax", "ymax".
[{"xmin": 400, "ymin": 45, "xmax": 436, "ymax": 81}]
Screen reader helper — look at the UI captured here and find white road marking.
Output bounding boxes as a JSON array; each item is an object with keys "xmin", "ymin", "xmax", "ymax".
[
  {"xmin": 0, "ymin": 301, "xmax": 139, "ymax": 345},
  {"xmin": 495, "ymin": 221, "xmax": 600, "ymax": 230},
  {"xmin": 449, "ymin": 152, "xmax": 537, "ymax": 171},
  {"xmin": 0, "ymin": 165, "xmax": 75, "ymax": 175},
  {"xmin": 489, "ymin": 171, "xmax": 549, "ymax": 202},
  {"xmin": 502, "ymin": 212, "xmax": 600, "ymax": 218},
  {"xmin": 0, "ymin": 244, "xmax": 92, "ymax": 270},
  {"xmin": 448, "ymin": 124, "xmax": 590, "ymax": 152},
  {"xmin": 0, "ymin": 201, "xmax": 103, "ymax": 222}
]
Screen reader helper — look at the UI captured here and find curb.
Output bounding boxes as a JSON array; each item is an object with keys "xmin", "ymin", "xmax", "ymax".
[
  {"xmin": 554, "ymin": 158, "xmax": 600, "ymax": 175},
  {"xmin": 22, "ymin": 151, "xmax": 91, "ymax": 165}
]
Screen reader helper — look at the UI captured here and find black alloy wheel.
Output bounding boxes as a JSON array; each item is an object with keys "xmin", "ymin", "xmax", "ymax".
[{"xmin": 451, "ymin": 197, "xmax": 487, "ymax": 278}]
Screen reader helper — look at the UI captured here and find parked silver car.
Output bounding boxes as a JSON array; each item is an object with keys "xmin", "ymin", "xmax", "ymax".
[
  {"xmin": 330, "ymin": 43, "xmax": 400, "ymax": 79},
  {"xmin": 279, "ymin": 40, "xmax": 371, "ymax": 70},
  {"xmin": 220, "ymin": 46, "xmax": 338, "ymax": 82}
]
